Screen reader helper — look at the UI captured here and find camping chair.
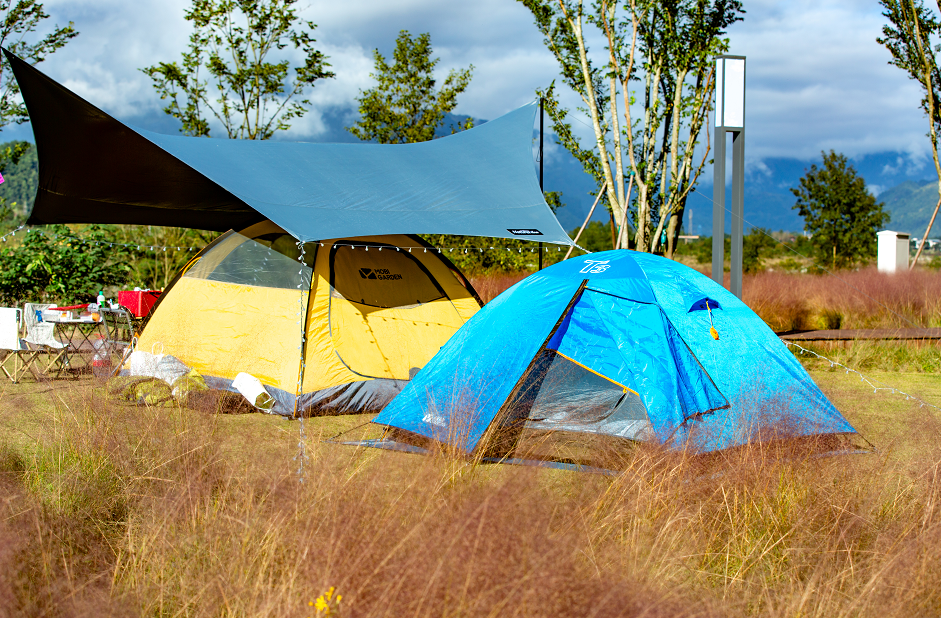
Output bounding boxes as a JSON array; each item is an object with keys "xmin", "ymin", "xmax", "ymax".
[
  {"xmin": 98, "ymin": 307, "xmax": 136, "ymax": 377},
  {"xmin": 22, "ymin": 302, "xmax": 70, "ymax": 378},
  {"xmin": 0, "ymin": 307, "xmax": 40, "ymax": 383}
]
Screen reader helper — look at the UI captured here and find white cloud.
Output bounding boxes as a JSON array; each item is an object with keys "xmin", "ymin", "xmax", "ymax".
[
  {"xmin": 0, "ymin": 0, "xmax": 932, "ymax": 170},
  {"xmin": 749, "ymin": 160, "xmax": 773, "ymax": 178},
  {"xmin": 726, "ymin": 0, "xmax": 929, "ymax": 161}
]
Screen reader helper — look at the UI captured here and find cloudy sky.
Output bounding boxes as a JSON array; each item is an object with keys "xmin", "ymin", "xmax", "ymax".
[{"xmin": 2, "ymin": 0, "xmax": 932, "ymax": 183}]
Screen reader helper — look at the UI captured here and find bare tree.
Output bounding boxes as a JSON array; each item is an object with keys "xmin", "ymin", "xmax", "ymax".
[
  {"xmin": 879, "ymin": 0, "xmax": 941, "ymax": 267},
  {"xmin": 521, "ymin": 0, "xmax": 742, "ymax": 256}
]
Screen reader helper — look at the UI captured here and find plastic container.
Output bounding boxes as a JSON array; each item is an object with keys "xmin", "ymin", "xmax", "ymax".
[{"xmin": 232, "ymin": 373, "xmax": 275, "ymax": 412}]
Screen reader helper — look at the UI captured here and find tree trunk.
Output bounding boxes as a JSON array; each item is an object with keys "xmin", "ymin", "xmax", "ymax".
[
  {"xmin": 666, "ymin": 211, "xmax": 681, "ymax": 260},
  {"xmin": 609, "ymin": 212, "xmax": 617, "ymax": 249}
]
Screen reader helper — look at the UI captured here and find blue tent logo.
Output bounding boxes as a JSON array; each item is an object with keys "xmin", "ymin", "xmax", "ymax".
[{"xmin": 580, "ymin": 259, "xmax": 610, "ymax": 274}]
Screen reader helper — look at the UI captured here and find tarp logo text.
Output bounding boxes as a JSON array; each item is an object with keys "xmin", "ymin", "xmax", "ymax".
[{"xmin": 507, "ymin": 228, "xmax": 542, "ymax": 236}]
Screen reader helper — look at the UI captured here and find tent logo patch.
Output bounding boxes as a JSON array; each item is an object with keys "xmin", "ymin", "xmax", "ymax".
[
  {"xmin": 507, "ymin": 228, "xmax": 542, "ymax": 236},
  {"xmin": 422, "ymin": 412, "xmax": 447, "ymax": 427},
  {"xmin": 580, "ymin": 259, "xmax": 611, "ymax": 274},
  {"xmin": 359, "ymin": 267, "xmax": 402, "ymax": 281}
]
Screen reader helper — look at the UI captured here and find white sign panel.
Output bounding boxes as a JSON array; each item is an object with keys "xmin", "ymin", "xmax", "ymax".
[{"xmin": 715, "ymin": 57, "xmax": 745, "ymax": 129}]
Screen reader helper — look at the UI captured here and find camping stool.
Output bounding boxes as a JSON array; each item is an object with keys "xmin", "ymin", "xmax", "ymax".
[{"xmin": 0, "ymin": 307, "xmax": 41, "ymax": 383}]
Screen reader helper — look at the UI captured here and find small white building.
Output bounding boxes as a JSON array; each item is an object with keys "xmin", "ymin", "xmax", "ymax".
[{"xmin": 877, "ymin": 230, "xmax": 910, "ymax": 273}]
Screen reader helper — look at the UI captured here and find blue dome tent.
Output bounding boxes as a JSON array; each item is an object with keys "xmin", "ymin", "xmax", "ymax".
[{"xmin": 365, "ymin": 251, "xmax": 857, "ymax": 461}]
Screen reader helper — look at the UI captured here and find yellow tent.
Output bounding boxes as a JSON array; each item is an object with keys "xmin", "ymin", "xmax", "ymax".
[{"xmin": 136, "ymin": 221, "xmax": 481, "ymax": 415}]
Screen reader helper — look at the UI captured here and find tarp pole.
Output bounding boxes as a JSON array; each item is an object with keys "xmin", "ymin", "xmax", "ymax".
[{"xmin": 539, "ymin": 97, "xmax": 544, "ymax": 271}]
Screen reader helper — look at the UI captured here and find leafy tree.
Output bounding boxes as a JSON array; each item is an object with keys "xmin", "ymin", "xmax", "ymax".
[
  {"xmin": 0, "ymin": 139, "xmax": 35, "ymax": 220},
  {"xmin": 0, "ymin": 0, "xmax": 77, "ymax": 131},
  {"xmin": 791, "ymin": 151, "xmax": 890, "ymax": 270},
  {"xmin": 113, "ymin": 225, "xmax": 218, "ymax": 290},
  {"xmin": 0, "ymin": 1, "xmax": 76, "ymax": 181},
  {"xmin": 572, "ymin": 220, "xmax": 614, "ymax": 252},
  {"xmin": 878, "ymin": 0, "xmax": 941, "ymax": 267},
  {"xmin": 521, "ymin": 0, "xmax": 743, "ymax": 256},
  {"xmin": 348, "ymin": 30, "xmax": 473, "ymax": 144},
  {"xmin": 742, "ymin": 227, "xmax": 776, "ymax": 273},
  {"xmin": 143, "ymin": 0, "xmax": 334, "ymax": 139},
  {"xmin": 0, "ymin": 225, "xmax": 130, "ymax": 305}
]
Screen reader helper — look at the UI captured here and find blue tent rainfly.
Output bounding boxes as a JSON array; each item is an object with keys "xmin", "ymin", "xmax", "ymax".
[{"xmin": 370, "ymin": 250, "xmax": 856, "ymax": 457}]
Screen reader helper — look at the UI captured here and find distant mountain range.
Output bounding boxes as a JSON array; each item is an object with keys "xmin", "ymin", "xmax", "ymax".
[
  {"xmin": 554, "ymin": 150, "xmax": 941, "ymax": 237},
  {"xmin": 875, "ymin": 179, "xmax": 939, "ymax": 237}
]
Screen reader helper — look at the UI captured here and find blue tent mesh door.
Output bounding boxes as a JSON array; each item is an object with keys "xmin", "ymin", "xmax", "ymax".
[{"xmin": 500, "ymin": 347, "xmax": 650, "ymax": 434}]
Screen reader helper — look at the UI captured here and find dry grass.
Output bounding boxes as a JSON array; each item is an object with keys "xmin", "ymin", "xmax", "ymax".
[
  {"xmin": 742, "ymin": 268, "xmax": 941, "ymax": 331},
  {"xmin": 0, "ymin": 372, "xmax": 940, "ymax": 616},
  {"xmin": 787, "ymin": 340, "xmax": 941, "ymax": 373}
]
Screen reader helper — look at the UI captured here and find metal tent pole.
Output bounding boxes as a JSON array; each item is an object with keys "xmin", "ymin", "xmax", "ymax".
[{"xmin": 539, "ymin": 98, "xmax": 544, "ymax": 271}]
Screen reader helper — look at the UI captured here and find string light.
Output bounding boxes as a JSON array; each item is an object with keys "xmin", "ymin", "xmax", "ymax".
[
  {"xmin": 293, "ymin": 239, "xmax": 310, "ymax": 483},
  {"xmin": 0, "ymin": 226, "xmax": 591, "ymax": 258},
  {"xmin": 0, "ymin": 225, "xmax": 25, "ymax": 242}
]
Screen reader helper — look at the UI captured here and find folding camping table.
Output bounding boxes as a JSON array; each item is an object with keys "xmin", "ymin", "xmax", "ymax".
[{"xmin": 42, "ymin": 312, "xmax": 103, "ymax": 372}]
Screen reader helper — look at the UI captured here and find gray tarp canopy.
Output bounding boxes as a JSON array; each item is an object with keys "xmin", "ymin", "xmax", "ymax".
[{"xmin": 5, "ymin": 49, "xmax": 572, "ymax": 245}]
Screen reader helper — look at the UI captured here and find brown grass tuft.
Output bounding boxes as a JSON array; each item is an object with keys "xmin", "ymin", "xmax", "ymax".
[
  {"xmin": 467, "ymin": 272, "xmax": 529, "ymax": 304},
  {"xmin": 1, "ymin": 374, "xmax": 941, "ymax": 616}
]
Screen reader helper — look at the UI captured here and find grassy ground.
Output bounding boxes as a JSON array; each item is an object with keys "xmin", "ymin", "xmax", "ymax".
[
  {"xmin": 2, "ymin": 266, "xmax": 939, "ymax": 616},
  {"xmin": 0, "ymin": 361, "xmax": 940, "ymax": 617}
]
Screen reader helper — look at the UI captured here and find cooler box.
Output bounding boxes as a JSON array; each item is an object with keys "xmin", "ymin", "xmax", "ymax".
[{"xmin": 118, "ymin": 290, "xmax": 162, "ymax": 317}]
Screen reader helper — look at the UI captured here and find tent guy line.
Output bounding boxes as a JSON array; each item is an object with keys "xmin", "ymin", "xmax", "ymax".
[
  {"xmin": 782, "ymin": 339, "xmax": 939, "ymax": 411},
  {"xmin": 292, "ymin": 241, "xmax": 309, "ymax": 483}
]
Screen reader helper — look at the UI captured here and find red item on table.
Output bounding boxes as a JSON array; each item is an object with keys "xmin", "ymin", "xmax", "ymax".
[
  {"xmin": 118, "ymin": 290, "xmax": 162, "ymax": 317},
  {"xmin": 49, "ymin": 303, "xmax": 90, "ymax": 311}
]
